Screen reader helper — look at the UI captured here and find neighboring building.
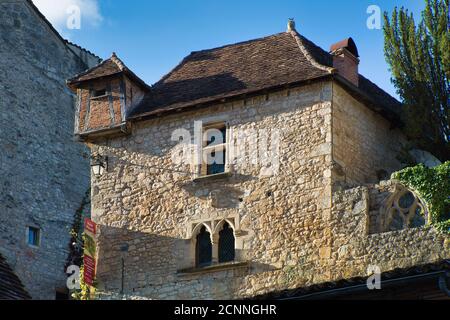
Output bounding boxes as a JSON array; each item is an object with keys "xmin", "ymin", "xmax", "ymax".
[
  {"xmin": 0, "ymin": 0, "xmax": 100, "ymax": 299},
  {"xmin": 0, "ymin": 253, "xmax": 31, "ymax": 300},
  {"xmin": 67, "ymin": 20, "xmax": 450, "ymax": 299}
]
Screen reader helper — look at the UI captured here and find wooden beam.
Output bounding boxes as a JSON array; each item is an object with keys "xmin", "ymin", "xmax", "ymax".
[
  {"xmin": 84, "ymin": 89, "xmax": 92, "ymax": 130},
  {"xmin": 107, "ymin": 83, "xmax": 116, "ymax": 125},
  {"xmin": 119, "ymin": 78, "xmax": 127, "ymax": 121},
  {"xmin": 74, "ymin": 89, "xmax": 81, "ymax": 134}
]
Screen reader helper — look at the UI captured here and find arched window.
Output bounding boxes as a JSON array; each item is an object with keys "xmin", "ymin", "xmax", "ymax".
[
  {"xmin": 196, "ymin": 226, "xmax": 212, "ymax": 268},
  {"xmin": 383, "ymin": 186, "xmax": 428, "ymax": 232},
  {"xmin": 218, "ymin": 223, "xmax": 235, "ymax": 263}
]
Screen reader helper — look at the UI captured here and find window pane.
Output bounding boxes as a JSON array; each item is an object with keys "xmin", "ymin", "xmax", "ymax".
[
  {"xmin": 389, "ymin": 210, "xmax": 404, "ymax": 231},
  {"xmin": 92, "ymin": 89, "xmax": 106, "ymax": 98},
  {"xmin": 398, "ymin": 192, "xmax": 415, "ymax": 210},
  {"xmin": 207, "ymin": 150, "xmax": 226, "ymax": 175},
  {"xmin": 28, "ymin": 229, "xmax": 34, "ymax": 245},
  {"xmin": 409, "ymin": 206, "xmax": 426, "ymax": 228},
  {"xmin": 196, "ymin": 227, "xmax": 212, "ymax": 268},
  {"xmin": 205, "ymin": 126, "xmax": 226, "ymax": 147},
  {"xmin": 28, "ymin": 227, "xmax": 39, "ymax": 246},
  {"xmin": 219, "ymin": 223, "xmax": 235, "ymax": 263}
]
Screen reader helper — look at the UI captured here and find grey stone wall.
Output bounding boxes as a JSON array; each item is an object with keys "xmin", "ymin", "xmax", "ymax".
[{"xmin": 0, "ymin": 0, "xmax": 99, "ymax": 299}]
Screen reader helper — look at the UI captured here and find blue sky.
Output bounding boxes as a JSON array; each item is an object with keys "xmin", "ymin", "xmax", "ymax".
[{"xmin": 34, "ymin": 0, "xmax": 426, "ymax": 99}]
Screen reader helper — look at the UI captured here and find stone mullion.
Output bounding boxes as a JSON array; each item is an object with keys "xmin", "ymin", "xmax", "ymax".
[{"xmin": 211, "ymin": 234, "xmax": 219, "ymax": 264}]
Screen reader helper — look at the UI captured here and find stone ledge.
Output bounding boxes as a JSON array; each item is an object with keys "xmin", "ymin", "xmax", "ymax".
[
  {"xmin": 193, "ymin": 171, "xmax": 233, "ymax": 183},
  {"xmin": 177, "ymin": 261, "xmax": 249, "ymax": 276}
]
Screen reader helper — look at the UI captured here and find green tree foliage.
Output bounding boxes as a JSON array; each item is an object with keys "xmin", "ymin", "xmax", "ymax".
[
  {"xmin": 392, "ymin": 161, "xmax": 450, "ymax": 234},
  {"xmin": 383, "ymin": 0, "xmax": 450, "ymax": 160}
]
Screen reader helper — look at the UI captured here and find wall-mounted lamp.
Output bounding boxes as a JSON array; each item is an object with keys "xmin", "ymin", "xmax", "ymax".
[{"xmin": 91, "ymin": 153, "xmax": 108, "ymax": 177}]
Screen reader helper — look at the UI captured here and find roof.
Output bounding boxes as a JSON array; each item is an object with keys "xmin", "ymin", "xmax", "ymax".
[
  {"xmin": 0, "ymin": 254, "xmax": 31, "ymax": 300},
  {"xmin": 65, "ymin": 40, "xmax": 101, "ymax": 61},
  {"xmin": 67, "ymin": 53, "xmax": 149, "ymax": 90},
  {"xmin": 252, "ymin": 259, "xmax": 450, "ymax": 300},
  {"xmin": 125, "ymin": 29, "xmax": 401, "ymax": 121},
  {"xmin": 127, "ymin": 31, "xmax": 336, "ymax": 119},
  {"xmin": 66, "ymin": 26, "xmax": 402, "ymax": 123}
]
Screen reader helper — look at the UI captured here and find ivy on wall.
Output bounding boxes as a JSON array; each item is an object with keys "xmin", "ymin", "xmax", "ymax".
[
  {"xmin": 72, "ymin": 264, "xmax": 93, "ymax": 300},
  {"xmin": 392, "ymin": 162, "xmax": 450, "ymax": 234}
]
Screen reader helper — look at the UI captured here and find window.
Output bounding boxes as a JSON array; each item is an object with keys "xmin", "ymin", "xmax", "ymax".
[
  {"xmin": 218, "ymin": 223, "xmax": 235, "ymax": 263},
  {"xmin": 91, "ymin": 89, "xmax": 107, "ymax": 98},
  {"xmin": 195, "ymin": 226, "xmax": 212, "ymax": 268},
  {"xmin": 201, "ymin": 123, "xmax": 228, "ymax": 176},
  {"xmin": 382, "ymin": 186, "xmax": 428, "ymax": 232},
  {"xmin": 27, "ymin": 227, "xmax": 40, "ymax": 247}
]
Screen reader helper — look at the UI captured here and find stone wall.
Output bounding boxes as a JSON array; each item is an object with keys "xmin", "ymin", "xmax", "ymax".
[
  {"xmin": 328, "ymin": 183, "xmax": 448, "ymax": 281},
  {"xmin": 91, "ymin": 81, "xmax": 335, "ymax": 299},
  {"xmin": 88, "ymin": 79, "xmax": 449, "ymax": 300},
  {"xmin": 0, "ymin": 0, "xmax": 99, "ymax": 299},
  {"xmin": 332, "ymin": 83, "xmax": 407, "ymax": 186}
]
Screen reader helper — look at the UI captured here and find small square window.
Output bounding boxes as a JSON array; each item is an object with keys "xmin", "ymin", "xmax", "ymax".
[
  {"xmin": 91, "ymin": 89, "xmax": 107, "ymax": 98},
  {"xmin": 27, "ymin": 227, "xmax": 40, "ymax": 247}
]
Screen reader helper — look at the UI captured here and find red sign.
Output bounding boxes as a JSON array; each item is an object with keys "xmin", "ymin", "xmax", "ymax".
[
  {"xmin": 83, "ymin": 218, "xmax": 97, "ymax": 287},
  {"xmin": 83, "ymin": 255, "xmax": 96, "ymax": 286},
  {"xmin": 84, "ymin": 218, "xmax": 97, "ymax": 235}
]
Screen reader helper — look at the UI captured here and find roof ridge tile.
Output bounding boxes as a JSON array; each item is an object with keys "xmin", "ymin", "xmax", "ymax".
[{"xmin": 289, "ymin": 30, "xmax": 336, "ymax": 74}]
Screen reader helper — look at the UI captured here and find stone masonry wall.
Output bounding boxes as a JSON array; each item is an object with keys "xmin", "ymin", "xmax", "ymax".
[
  {"xmin": 91, "ymin": 81, "xmax": 335, "ymax": 299},
  {"xmin": 332, "ymin": 83, "xmax": 407, "ymax": 186},
  {"xmin": 90, "ymin": 79, "xmax": 449, "ymax": 300},
  {"xmin": 0, "ymin": 0, "xmax": 99, "ymax": 299},
  {"xmin": 328, "ymin": 183, "xmax": 448, "ymax": 282}
]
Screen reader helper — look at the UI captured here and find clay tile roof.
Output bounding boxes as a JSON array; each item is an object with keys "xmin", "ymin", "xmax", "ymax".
[
  {"xmin": 0, "ymin": 254, "xmax": 31, "ymax": 300},
  {"xmin": 252, "ymin": 259, "xmax": 450, "ymax": 300},
  {"xmin": 289, "ymin": 35, "xmax": 402, "ymax": 118},
  {"xmin": 127, "ymin": 31, "xmax": 401, "ymax": 120},
  {"xmin": 67, "ymin": 53, "xmax": 123, "ymax": 83},
  {"xmin": 65, "ymin": 28, "xmax": 401, "ymax": 122},
  {"xmin": 67, "ymin": 53, "xmax": 149, "ymax": 89},
  {"xmin": 128, "ymin": 31, "xmax": 335, "ymax": 118},
  {"xmin": 330, "ymin": 37, "xmax": 359, "ymax": 57}
]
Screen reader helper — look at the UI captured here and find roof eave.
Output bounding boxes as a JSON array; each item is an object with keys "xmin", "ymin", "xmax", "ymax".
[
  {"xmin": 67, "ymin": 69, "xmax": 150, "ymax": 92},
  {"xmin": 128, "ymin": 74, "xmax": 334, "ymax": 122},
  {"xmin": 332, "ymin": 74, "xmax": 402, "ymax": 126},
  {"xmin": 281, "ymin": 269, "xmax": 448, "ymax": 300}
]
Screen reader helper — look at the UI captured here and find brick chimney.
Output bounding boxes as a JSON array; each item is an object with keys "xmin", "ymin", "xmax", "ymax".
[{"xmin": 330, "ymin": 38, "xmax": 360, "ymax": 87}]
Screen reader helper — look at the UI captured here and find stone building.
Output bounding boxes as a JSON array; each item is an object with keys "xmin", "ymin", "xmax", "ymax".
[
  {"xmin": 68, "ymin": 21, "xmax": 450, "ymax": 299},
  {"xmin": 0, "ymin": 0, "xmax": 100, "ymax": 299}
]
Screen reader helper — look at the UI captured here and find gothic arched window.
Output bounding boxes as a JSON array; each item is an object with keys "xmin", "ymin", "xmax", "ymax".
[
  {"xmin": 196, "ymin": 226, "xmax": 212, "ymax": 268},
  {"xmin": 383, "ymin": 186, "xmax": 428, "ymax": 232},
  {"xmin": 218, "ymin": 223, "xmax": 235, "ymax": 263}
]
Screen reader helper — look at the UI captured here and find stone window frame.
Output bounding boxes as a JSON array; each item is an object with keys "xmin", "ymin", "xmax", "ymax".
[
  {"xmin": 196, "ymin": 121, "xmax": 232, "ymax": 178},
  {"xmin": 380, "ymin": 184, "xmax": 430, "ymax": 233},
  {"xmin": 187, "ymin": 216, "xmax": 242, "ymax": 269}
]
